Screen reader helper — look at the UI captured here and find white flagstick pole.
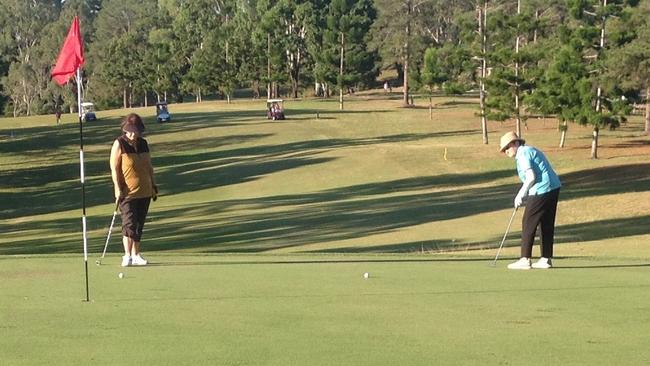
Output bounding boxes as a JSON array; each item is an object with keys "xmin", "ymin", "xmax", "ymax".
[{"xmin": 77, "ymin": 67, "xmax": 90, "ymax": 302}]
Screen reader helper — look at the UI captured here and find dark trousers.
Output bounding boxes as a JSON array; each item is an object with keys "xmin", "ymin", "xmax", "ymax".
[
  {"xmin": 521, "ymin": 188, "xmax": 560, "ymax": 258},
  {"xmin": 119, "ymin": 197, "xmax": 151, "ymax": 242}
]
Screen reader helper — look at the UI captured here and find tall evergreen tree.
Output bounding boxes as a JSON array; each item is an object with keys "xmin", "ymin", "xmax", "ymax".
[
  {"xmin": 604, "ymin": 0, "xmax": 650, "ymax": 134},
  {"xmin": 91, "ymin": 0, "xmax": 157, "ymax": 108},
  {"xmin": 562, "ymin": 0, "xmax": 638, "ymax": 158},
  {"xmin": 422, "ymin": 44, "xmax": 472, "ymax": 119},
  {"xmin": 484, "ymin": 1, "xmax": 543, "ymax": 138},
  {"xmin": 372, "ymin": 0, "xmax": 435, "ymax": 107},
  {"xmin": 231, "ymin": 2, "xmax": 266, "ymax": 98},
  {"xmin": 319, "ymin": 0, "xmax": 377, "ymax": 109}
]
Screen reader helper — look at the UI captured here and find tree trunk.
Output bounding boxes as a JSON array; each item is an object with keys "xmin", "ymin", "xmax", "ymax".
[
  {"xmin": 403, "ymin": 1, "xmax": 411, "ymax": 107},
  {"xmin": 645, "ymin": 86, "xmax": 650, "ymax": 135},
  {"xmin": 533, "ymin": 10, "xmax": 539, "ymax": 43},
  {"xmin": 591, "ymin": 0, "xmax": 607, "ymax": 159},
  {"xmin": 292, "ymin": 79, "xmax": 298, "ymax": 99},
  {"xmin": 429, "ymin": 96, "xmax": 433, "ymax": 121},
  {"xmin": 591, "ymin": 127, "xmax": 599, "ymax": 159},
  {"xmin": 267, "ymin": 33, "xmax": 271, "ymax": 100},
  {"xmin": 559, "ymin": 121, "xmax": 567, "ymax": 148},
  {"xmin": 339, "ymin": 32, "xmax": 344, "ymax": 111},
  {"xmin": 253, "ymin": 81, "xmax": 260, "ymax": 99},
  {"xmin": 479, "ymin": 2, "xmax": 488, "ymax": 144},
  {"xmin": 514, "ymin": 0, "xmax": 522, "ymax": 138},
  {"xmin": 123, "ymin": 88, "xmax": 128, "ymax": 109}
]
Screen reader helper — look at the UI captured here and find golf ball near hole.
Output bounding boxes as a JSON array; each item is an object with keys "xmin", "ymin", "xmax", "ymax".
[
  {"xmin": 118, "ymin": 272, "xmax": 124, "ymax": 279},
  {"xmin": 363, "ymin": 272, "xmax": 369, "ymax": 279}
]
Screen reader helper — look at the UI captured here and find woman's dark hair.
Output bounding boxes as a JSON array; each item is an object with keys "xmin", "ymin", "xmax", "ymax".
[{"xmin": 121, "ymin": 113, "xmax": 145, "ymax": 133}]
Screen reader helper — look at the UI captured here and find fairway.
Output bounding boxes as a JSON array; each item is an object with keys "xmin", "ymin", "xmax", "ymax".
[
  {"xmin": 2, "ymin": 96, "xmax": 650, "ymax": 365},
  {"xmin": 2, "ymin": 254, "xmax": 650, "ymax": 365}
]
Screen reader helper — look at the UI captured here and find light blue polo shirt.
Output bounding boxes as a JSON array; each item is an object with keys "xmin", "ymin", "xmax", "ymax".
[{"xmin": 515, "ymin": 145, "xmax": 561, "ymax": 196}]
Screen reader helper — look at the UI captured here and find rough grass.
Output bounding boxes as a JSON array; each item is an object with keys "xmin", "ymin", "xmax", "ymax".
[
  {"xmin": 2, "ymin": 95, "xmax": 650, "ymax": 365},
  {"xmin": 2, "ymin": 95, "xmax": 649, "ymax": 258}
]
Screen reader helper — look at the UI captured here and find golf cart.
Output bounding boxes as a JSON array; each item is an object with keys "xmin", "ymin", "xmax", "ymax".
[
  {"xmin": 266, "ymin": 99, "xmax": 285, "ymax": 120},
  {"xmin": 156, "ymin": 101, "xmax": 171, "ymax": 123},
  {"xmin": 81, "ymin": 102, "xmax": 97, "ymax": 122}
]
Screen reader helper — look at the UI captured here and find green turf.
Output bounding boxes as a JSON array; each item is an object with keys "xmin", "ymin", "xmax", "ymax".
[
  {"xmin": 2, "ymin": 94, "xmax": 650, "ymax": 365},
  {"xmin": 2, "ymin": 254, "xmax": 650, "ymax": 365}
]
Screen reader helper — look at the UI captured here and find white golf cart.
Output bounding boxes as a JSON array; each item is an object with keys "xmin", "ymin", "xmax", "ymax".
[
  {"xmin": 81, "ymin": 102, "xmax": 97, "ymax": 122},
  {"xmin": 266, "ymin": 99, "xmax": 285, "ymax": 120},
  {"xmin": 156, "ymin": 101, "xmax": 171, "ymax": 123}
]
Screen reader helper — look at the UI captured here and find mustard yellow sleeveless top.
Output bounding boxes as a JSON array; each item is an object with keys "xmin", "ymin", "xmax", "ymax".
[{"xmin": 117, "ymin": 135, "xmax": 153, "ymax": 199}]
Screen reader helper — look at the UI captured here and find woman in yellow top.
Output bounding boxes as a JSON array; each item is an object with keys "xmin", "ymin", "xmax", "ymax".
[{"xmin": 110, "ymin": 113, "xmax": 157, "ymax": 267}]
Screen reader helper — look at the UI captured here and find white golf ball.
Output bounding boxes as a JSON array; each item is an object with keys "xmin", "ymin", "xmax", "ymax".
[
  {"xmin": 363, "ymin": 272, "xmax": 369, "ymax": 279},
  {"xmin": 118, "ymin": 272, "xmax": 124, "ymax": 279}
]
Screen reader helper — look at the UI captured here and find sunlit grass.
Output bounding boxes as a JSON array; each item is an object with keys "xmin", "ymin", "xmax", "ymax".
[{"xmin": 1, "ymin": 95, "xmax": 650, "ymax": 257}]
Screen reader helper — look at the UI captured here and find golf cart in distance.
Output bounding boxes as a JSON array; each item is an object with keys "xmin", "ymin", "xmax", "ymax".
[
  {"xmin": 266, "ymin": 99, "xmax": 285, "ymax": 120},
  {"xmin": 81, "ymin": 102, "xmax": 97, "ymax": 122},
  {"xmin": 156, "ymin": 101, "xmax": 171, "ymax": 123}
]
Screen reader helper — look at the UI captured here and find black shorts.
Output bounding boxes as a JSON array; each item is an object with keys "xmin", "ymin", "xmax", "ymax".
[{"xmin": 119, "ymin": 197, "xmax": 151, "ymax": 241}]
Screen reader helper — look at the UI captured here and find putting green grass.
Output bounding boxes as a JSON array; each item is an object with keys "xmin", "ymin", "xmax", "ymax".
[
  {"xmin": 2, "ymin": 94, "xmax": 650, "ymax": 365},
  {"xmin": 2, "ymin": 254, "xmax": 650, "ymax": 365}
]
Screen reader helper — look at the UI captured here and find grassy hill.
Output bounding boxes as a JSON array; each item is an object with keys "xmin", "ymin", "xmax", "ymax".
[
  {"xmin": 2, "ymin": 95, "xmax": 650, "ymax": 258},
  {"xmin": 3, "ymin": 95, "xmax": 650, "ymax": 366}
]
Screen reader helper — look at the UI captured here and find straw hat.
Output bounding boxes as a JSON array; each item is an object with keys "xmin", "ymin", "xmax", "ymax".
[{"xmin": 499, "ymin": 131, "xmax": 525, "ymax": 152}]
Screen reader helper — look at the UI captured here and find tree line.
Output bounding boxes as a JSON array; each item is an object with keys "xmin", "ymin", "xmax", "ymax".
[{"xmin": 1, "ymin": 0, "xmax": 649, "ymax": 157}]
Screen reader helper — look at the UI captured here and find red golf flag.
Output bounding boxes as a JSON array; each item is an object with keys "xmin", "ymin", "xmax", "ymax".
[{"xmin": 51, "ymin": 16, "xmax": 84, "ymax": 85}]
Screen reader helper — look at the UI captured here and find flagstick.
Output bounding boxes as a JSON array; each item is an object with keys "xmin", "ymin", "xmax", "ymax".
[{"xmin": 77, "ymin": 67, "xmax": 90, "ymax": 302}]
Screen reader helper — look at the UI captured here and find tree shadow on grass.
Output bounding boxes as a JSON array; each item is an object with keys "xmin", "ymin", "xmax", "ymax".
[
  {"xmin": 560, "ymin": 163, "xmax": 650, "ymax": 201},
  {"xmin": 145, "ymin": 256, "xmax": 489, "ymax": 267},
  {"xmin": 306, "ymin": 213, "xmax": 650, "ymax": 255},
  {"xmin": 3, "ymin": 168, "xmax": 650, "ymax": 255},
  {"xmin": 0, "ymin": 128, "xmax": 476, "ymax": 220},
  {"xmin": 1, "ymin": 169, "xmax": 515, "ymax": 255},
  {"xmin": 553, "ymin": 263, "xmax": 650, "ymax": 269},
  {"xmin": 3, "ymin": 112, "xmax": 650, "ymax": 255}
]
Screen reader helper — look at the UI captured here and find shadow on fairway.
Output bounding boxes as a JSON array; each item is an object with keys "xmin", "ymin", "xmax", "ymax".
[
  {"xmin": 5, "ymin": 165, "xmax": 650, "ymax": 255},
  {"xmin": 130, "ymin": 170, "xmax": 520, "ymax": 254},
  {"xmin": 4, "ymin": 106, "xmax": 650, "ymax": 256},
  {"xmin": 0, "ymin": 127, "xmax": 478, "ymax": 221},
  {"xmin": 145, "ymin": 256, "xmax": 489, "ymax": 267},
  {"xmin": 553, "ymin": 263, "xmax": 650, "ymax": 269},
  {"xmin": 560, "ymin": 163, "xmax": 650, "ymax": 201},
  {"xmin": 0, "ymin": 169, "xmax": 516, "ymax": 254}
]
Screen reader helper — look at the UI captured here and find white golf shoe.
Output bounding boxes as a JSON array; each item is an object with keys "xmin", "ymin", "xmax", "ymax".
[
  {"xmin": 532, "ymin": 257, "xmax": 552, "ymax": 269},
  {"xmin": 121, "ymin": 255, "xmax": 131, "ymax": 267},
  {"xmin": 507, "ymin": 257, "xmax": 531, "ymax": 270},
  {"xmin": 131, "ymin": 254, "xmax": 148, "ymax": 266}
]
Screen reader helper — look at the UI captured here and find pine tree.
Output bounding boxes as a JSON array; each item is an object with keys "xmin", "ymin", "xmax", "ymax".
[
  {"xmin": 563, "ymin": 0, "xmax": 637, "ymax": 158},
  {"xmin": 372, "ymin": 0, "xmax": 435, "ymax": 107},
  {"xmin": 319, "ymin": 0, "xmax": 377, "ymax": 109}
]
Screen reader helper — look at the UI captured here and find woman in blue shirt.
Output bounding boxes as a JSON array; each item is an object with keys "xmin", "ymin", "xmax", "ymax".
[{"xmin": 500, "ymin": 132, "xmax": 561, "ymax": 270}]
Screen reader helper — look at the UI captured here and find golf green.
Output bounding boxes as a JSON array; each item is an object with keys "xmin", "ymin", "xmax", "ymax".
[{"xmin": 2, "ymin": 254, "xmax": 649, "ymax": 365}]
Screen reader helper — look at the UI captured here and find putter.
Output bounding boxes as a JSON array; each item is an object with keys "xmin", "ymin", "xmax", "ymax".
[
  {"xmin": 96, "ymin": 200, "xmax": 120, "ymax": 265},
  {"xmin": 490, "ymin": 206, "xmax": 518, "ymax": 267}
]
